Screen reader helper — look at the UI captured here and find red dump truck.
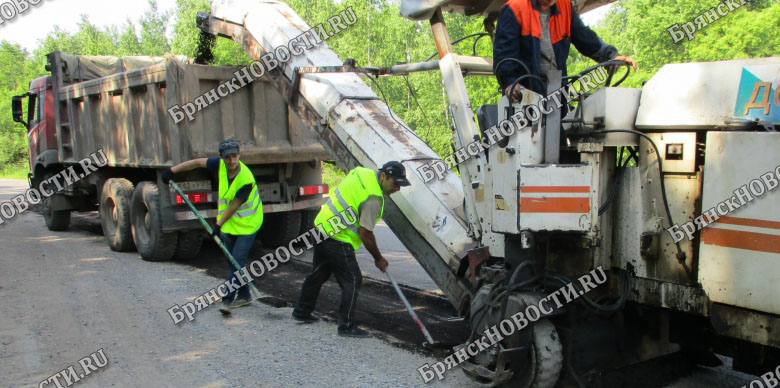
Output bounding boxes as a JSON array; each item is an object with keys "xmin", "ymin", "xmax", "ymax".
[{"xmin": 12, "ymin": 51, "xmax": 328, "ymax": 261}]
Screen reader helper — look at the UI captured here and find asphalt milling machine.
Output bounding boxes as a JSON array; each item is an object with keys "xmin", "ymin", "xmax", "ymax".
[{"xmin": 195, "ymin": 0, "xmax": 780, "ymax": 386}]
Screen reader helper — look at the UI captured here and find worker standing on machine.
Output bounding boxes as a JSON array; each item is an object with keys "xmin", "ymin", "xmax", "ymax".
[
  {"xmin": 291, "ymin": 161, "xmax": 410, "ymax": 337},
  {"xmin": 493, "ymin": 0, "xmax": 638, "ymax": 100},
  {"xmin": 162, "ymin": 139, "xmax": 264, "ymax": 313}
]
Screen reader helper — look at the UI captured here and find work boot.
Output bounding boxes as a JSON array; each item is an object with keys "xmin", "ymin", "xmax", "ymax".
[
  {"xmin": 232, "ymin": 297, "xmax": 252, "ymax": 308},
  {"xmin": 219, "ymin": 299, "xmax": 233, "ymax": 315},
  {"xmin": 292, "ymin": 312, "xmax": 320, "ymax": 323},
  {"xmin": 338, "ymin": 323, "xmax": 370, "ymax": 338}
]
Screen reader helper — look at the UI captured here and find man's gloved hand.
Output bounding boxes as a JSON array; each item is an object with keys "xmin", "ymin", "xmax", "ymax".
[
  {"xmin": 210, "ymin": 224, "xmax": 221, "ymax": 240},
  {"xmin": 161, "ymin": 167, "xmax": 175, "ymax": 184}
]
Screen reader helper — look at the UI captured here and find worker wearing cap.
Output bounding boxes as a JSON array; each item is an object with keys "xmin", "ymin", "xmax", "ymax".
[
  {"xmin": 292, "ymin": 161, "xmax": 410, "ymax": 337},
  {"xmin": 162, "ymin": 139, "xmax": 263, "ymax": 312},
  {"xmin": 494, "ymin": 0, "xmax": 637, "ymax": 100}
]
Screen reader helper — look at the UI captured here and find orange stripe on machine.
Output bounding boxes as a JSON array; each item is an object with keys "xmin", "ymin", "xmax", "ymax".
[
  {"xmin": 701, "ymin": 227, "xmax": 780, "ymax": 255},
  {"xmin": 520, "ymin": 197, "xmax": 590, "ymax": 213},
  {"xmin": 714, "ymin": 216, "xmax": 780, "ymax": 230}
]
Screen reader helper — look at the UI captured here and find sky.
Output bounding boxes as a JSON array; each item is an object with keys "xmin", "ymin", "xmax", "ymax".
[
  {"xmin": 0, "ymin": 0, "xmax": 178, "ymax": 52},
  {"xmin": 0, "ymin": 0, "xmax": 613, "ymax": 53}
]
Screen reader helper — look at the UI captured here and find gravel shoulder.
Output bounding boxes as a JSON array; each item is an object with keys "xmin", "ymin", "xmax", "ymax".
[{"xmin": 0, "ymin": 211, "xmax": 472, "ymax": 388}]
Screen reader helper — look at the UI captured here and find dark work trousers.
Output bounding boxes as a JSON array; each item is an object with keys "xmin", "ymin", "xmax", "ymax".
[
  {"xmin": 294, "ymin": 238, "xmax": 363, "ymax": 328},
  {"xmin": 219, "ymin": 231, "xmax": 257, "ymax": 303}
]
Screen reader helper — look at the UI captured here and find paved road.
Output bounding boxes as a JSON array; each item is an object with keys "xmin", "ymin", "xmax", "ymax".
[
  {"xmin": 0, "ymin": 178, "xmax": 26, "ymax": 202},
  {"xmin": 0, "ymin": 179, "xmax": 472, "ymax": 388},
  {"xmin": 0, "ymin": 179, "xmax": 760, "ymax": 388}
]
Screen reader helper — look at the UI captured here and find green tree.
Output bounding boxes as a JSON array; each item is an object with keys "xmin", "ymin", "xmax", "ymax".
[
  {"xmin": 139, "ymin": 0, "xmax": 171, "ymax": 56},
  {"xmin": 170, "ymin": 0, "xmax": 211, "ymax": 58},
  {"xmin": 117, "ymin": 22, "xmax": 143, "ymax": 56},
  {"xmin": 0, "ymin": 41, "xmax": 32, "ymax": 171},
  {"xmin": 2, "ymin": 0, "xmax": 779, "ymax": 178}
]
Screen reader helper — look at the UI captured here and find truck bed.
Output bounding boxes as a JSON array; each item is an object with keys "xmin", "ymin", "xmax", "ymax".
[{"xmin": 48, "ymin": 51, "xmax": 328, "ymax": 168}]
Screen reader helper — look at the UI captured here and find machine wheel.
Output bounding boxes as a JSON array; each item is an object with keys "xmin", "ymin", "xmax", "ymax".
[
  {"xmin": 259, "ymin": 211, "xmax": 302, "ymax": 248},
  {"xmin": 99, "ymin": 178, "xmax": 136, "ymax": 251},
  {"xmin": 499, "ymin": 320, "xmax": 563, "ymax": 388},
  {"xmin": 173, "ymin": 230, "xmax": 204, "ymax": 261},
  {"xmin": 463, "ymin": 318, "xmax": 563, "ymax": 388},
  {"xmin": 41, "ymin": 173, "xmax": 70, "ymax": 231},
  {"xmin": 131, "ymin": 182, "xmax": 178, "ymax": 262}
]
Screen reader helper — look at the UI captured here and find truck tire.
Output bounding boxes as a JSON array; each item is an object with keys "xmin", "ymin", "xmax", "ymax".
[
  {"xmin": 42, "ymin": 195, "xmax": 71, "ymax": 231},
  {"xmin": 299, "ymin": 209, "xmax": 318, "ymax": 235},
  {"xmin": 131, "ymin": 182, "xmax": 178, "ymax": 262},
  {"xmin": 41, "ymin": 173, "xmax": 70, "ymax": 231},
  {"xmin": 173, "ymin": 231, "xmax": 204, "ymax": 261},
  {"xmin": 259, "ymin": 211, "xmax": 302, "ymax": 248},
  {"xmin": 99, "ymin": 178, "xmax": 135, "ymax": 252}
]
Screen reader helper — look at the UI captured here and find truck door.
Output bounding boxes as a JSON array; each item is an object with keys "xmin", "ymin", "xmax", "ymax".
[{"xmin": 27, "ymin": 92, "xmax": 44, "ymax": 171}]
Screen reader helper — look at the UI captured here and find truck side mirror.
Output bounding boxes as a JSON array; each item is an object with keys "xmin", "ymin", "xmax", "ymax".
[{"xmin": 12, "ymin": 95, "xmax": 28, "ymax": 127}]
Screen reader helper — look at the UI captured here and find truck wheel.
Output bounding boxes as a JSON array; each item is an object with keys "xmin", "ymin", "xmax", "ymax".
[
  {"xmin": 41, "ymin": 173, "xmax": 70, "ymax": 231},
  {"xmin": 259, "ymin": 211, "xmax": 302, "ymax": 248},
  {"xmin": 99, "ymin": 178, "xmax": 135, "ymax": 251},
  {"xmin": 299, "ymin": 209, "xmax": 318, "ymax": 235},
  {"xmin": 173, "ymin": 231, "xmax": 204, "ymax": 261},
  {"xmin": 131, "ymin": 182, "xmax": 178, "ymax": 262},
  {"xmin": 42, "ymin": 196, "xmax": 71, "ymax": 231}
]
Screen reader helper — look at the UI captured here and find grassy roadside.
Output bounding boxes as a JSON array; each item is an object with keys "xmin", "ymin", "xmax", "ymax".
[
  {"xmin": 0, "ymin": 162, "xmax": 28, "ymax": 180},
  {"xmin": 322, "ymin": 163, "xmax": 345, "ymax": 189}
]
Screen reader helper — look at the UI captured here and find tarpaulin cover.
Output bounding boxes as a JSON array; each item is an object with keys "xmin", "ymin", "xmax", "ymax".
[{"xmin": 59, "ymin": 53, "xmax": 189, "ymax": 83}]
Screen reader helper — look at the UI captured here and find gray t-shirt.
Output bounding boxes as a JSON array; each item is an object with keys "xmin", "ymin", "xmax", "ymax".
[
  {"xmin": 539, "ymin": 8, "xmax": 558, "ymax": 75},
  {"xmin": 358, "ymin": 195, "xmax": 383, "ymax": 231}
]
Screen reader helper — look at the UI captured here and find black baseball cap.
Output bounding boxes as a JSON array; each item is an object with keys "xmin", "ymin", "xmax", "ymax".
[
  {"xmin": 380, "ymin": 161, "xmax": 410, "ymax": 186},
  {"xmin": 219, "ymin": 139, "xmax": 240, "ymax": 157}
]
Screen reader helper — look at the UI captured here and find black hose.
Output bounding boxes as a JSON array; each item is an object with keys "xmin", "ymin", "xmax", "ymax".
[
  {"xmin": 593, "ymin": 129, "xmax": 692, "ymax": 281},
  {"xmin": 562, "ymin": 59, "xmax": 630, "ymax": 88},
  {"xmin": 508, "ymin": 74, "xmax": 546, "ymax": 104},
  {"xmin": 472, "ymin": 33, "xmax": 490, "ymax": 56},
  {"xmin": 495, "ymin": 57, "xmax": 532, "ymax": 91},
  {"xmin": 425, "ymin": 32, "xmax": 490, "ymax": 62},
  {"xmin": 500, "ymin": 261, "xmax": 535, "ymax": 322},
  {"xmin": 545, "ymin": 271, "xmax": 631, "ymax": 313},
  {"xmin": 469, "ymin": 281, "xmax": 506, "ymax": 338},
  {"xmin": 598, "ymin": 152, "xmax": 630, "ymax": 215}
]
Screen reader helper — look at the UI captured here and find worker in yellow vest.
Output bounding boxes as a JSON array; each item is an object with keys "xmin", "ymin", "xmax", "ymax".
[
  {"xmin": 292, "ymin": 161, "xmax": 410, "ymax": 337},
  {"xmin": 162, "ymin": 139, "xmax": 263, "ymax": 313}
]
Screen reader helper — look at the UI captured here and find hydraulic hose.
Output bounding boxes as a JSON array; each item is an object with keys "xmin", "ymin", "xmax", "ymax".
[{"xmin": 593, "ymin": 129, "xmax": 693, "ymax": 282}]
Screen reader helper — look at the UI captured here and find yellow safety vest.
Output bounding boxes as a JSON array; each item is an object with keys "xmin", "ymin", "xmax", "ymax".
[
  {"xmin": 218, "ymin": 160, "xmax": 263, "ymax": 235},
  {"xmin": 315, "ymin": 167, "xmax": 384, "ymax": 251}
]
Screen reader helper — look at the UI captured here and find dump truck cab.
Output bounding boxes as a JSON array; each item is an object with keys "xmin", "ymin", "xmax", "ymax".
[{"xmin": 12, "ymin": 75, "xmax": 58, "ymax": 186}]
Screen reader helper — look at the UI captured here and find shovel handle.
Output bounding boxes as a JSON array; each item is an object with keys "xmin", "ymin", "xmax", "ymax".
[
  {"xmin": 170, "ymin": 180, "xmax": 262, "ymax": 300},
  {"xmin": 385, "ymin": 270, "xmax": 436, "ymax": 344}
]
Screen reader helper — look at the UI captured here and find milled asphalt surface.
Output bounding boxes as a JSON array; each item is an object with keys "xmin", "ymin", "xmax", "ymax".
[
  {"xmin": 0, "ymin": 214, "xmax": 473, "ymax": 387},
  {"xmin": 0, "ymin": 180, "xmax": 474, "ymax": 388},
  {"xmin": 0, "ymin": 179, "xmax": 760, "ymax": 388}
]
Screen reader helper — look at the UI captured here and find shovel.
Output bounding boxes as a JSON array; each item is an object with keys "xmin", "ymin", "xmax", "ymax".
[
  {"xmin": 385, "ymin": 270, "xmax": 454, "ymax": 356},
  {"xmin": 169, "ymin": 181, "xmax": 288, "ymax": 312}
]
